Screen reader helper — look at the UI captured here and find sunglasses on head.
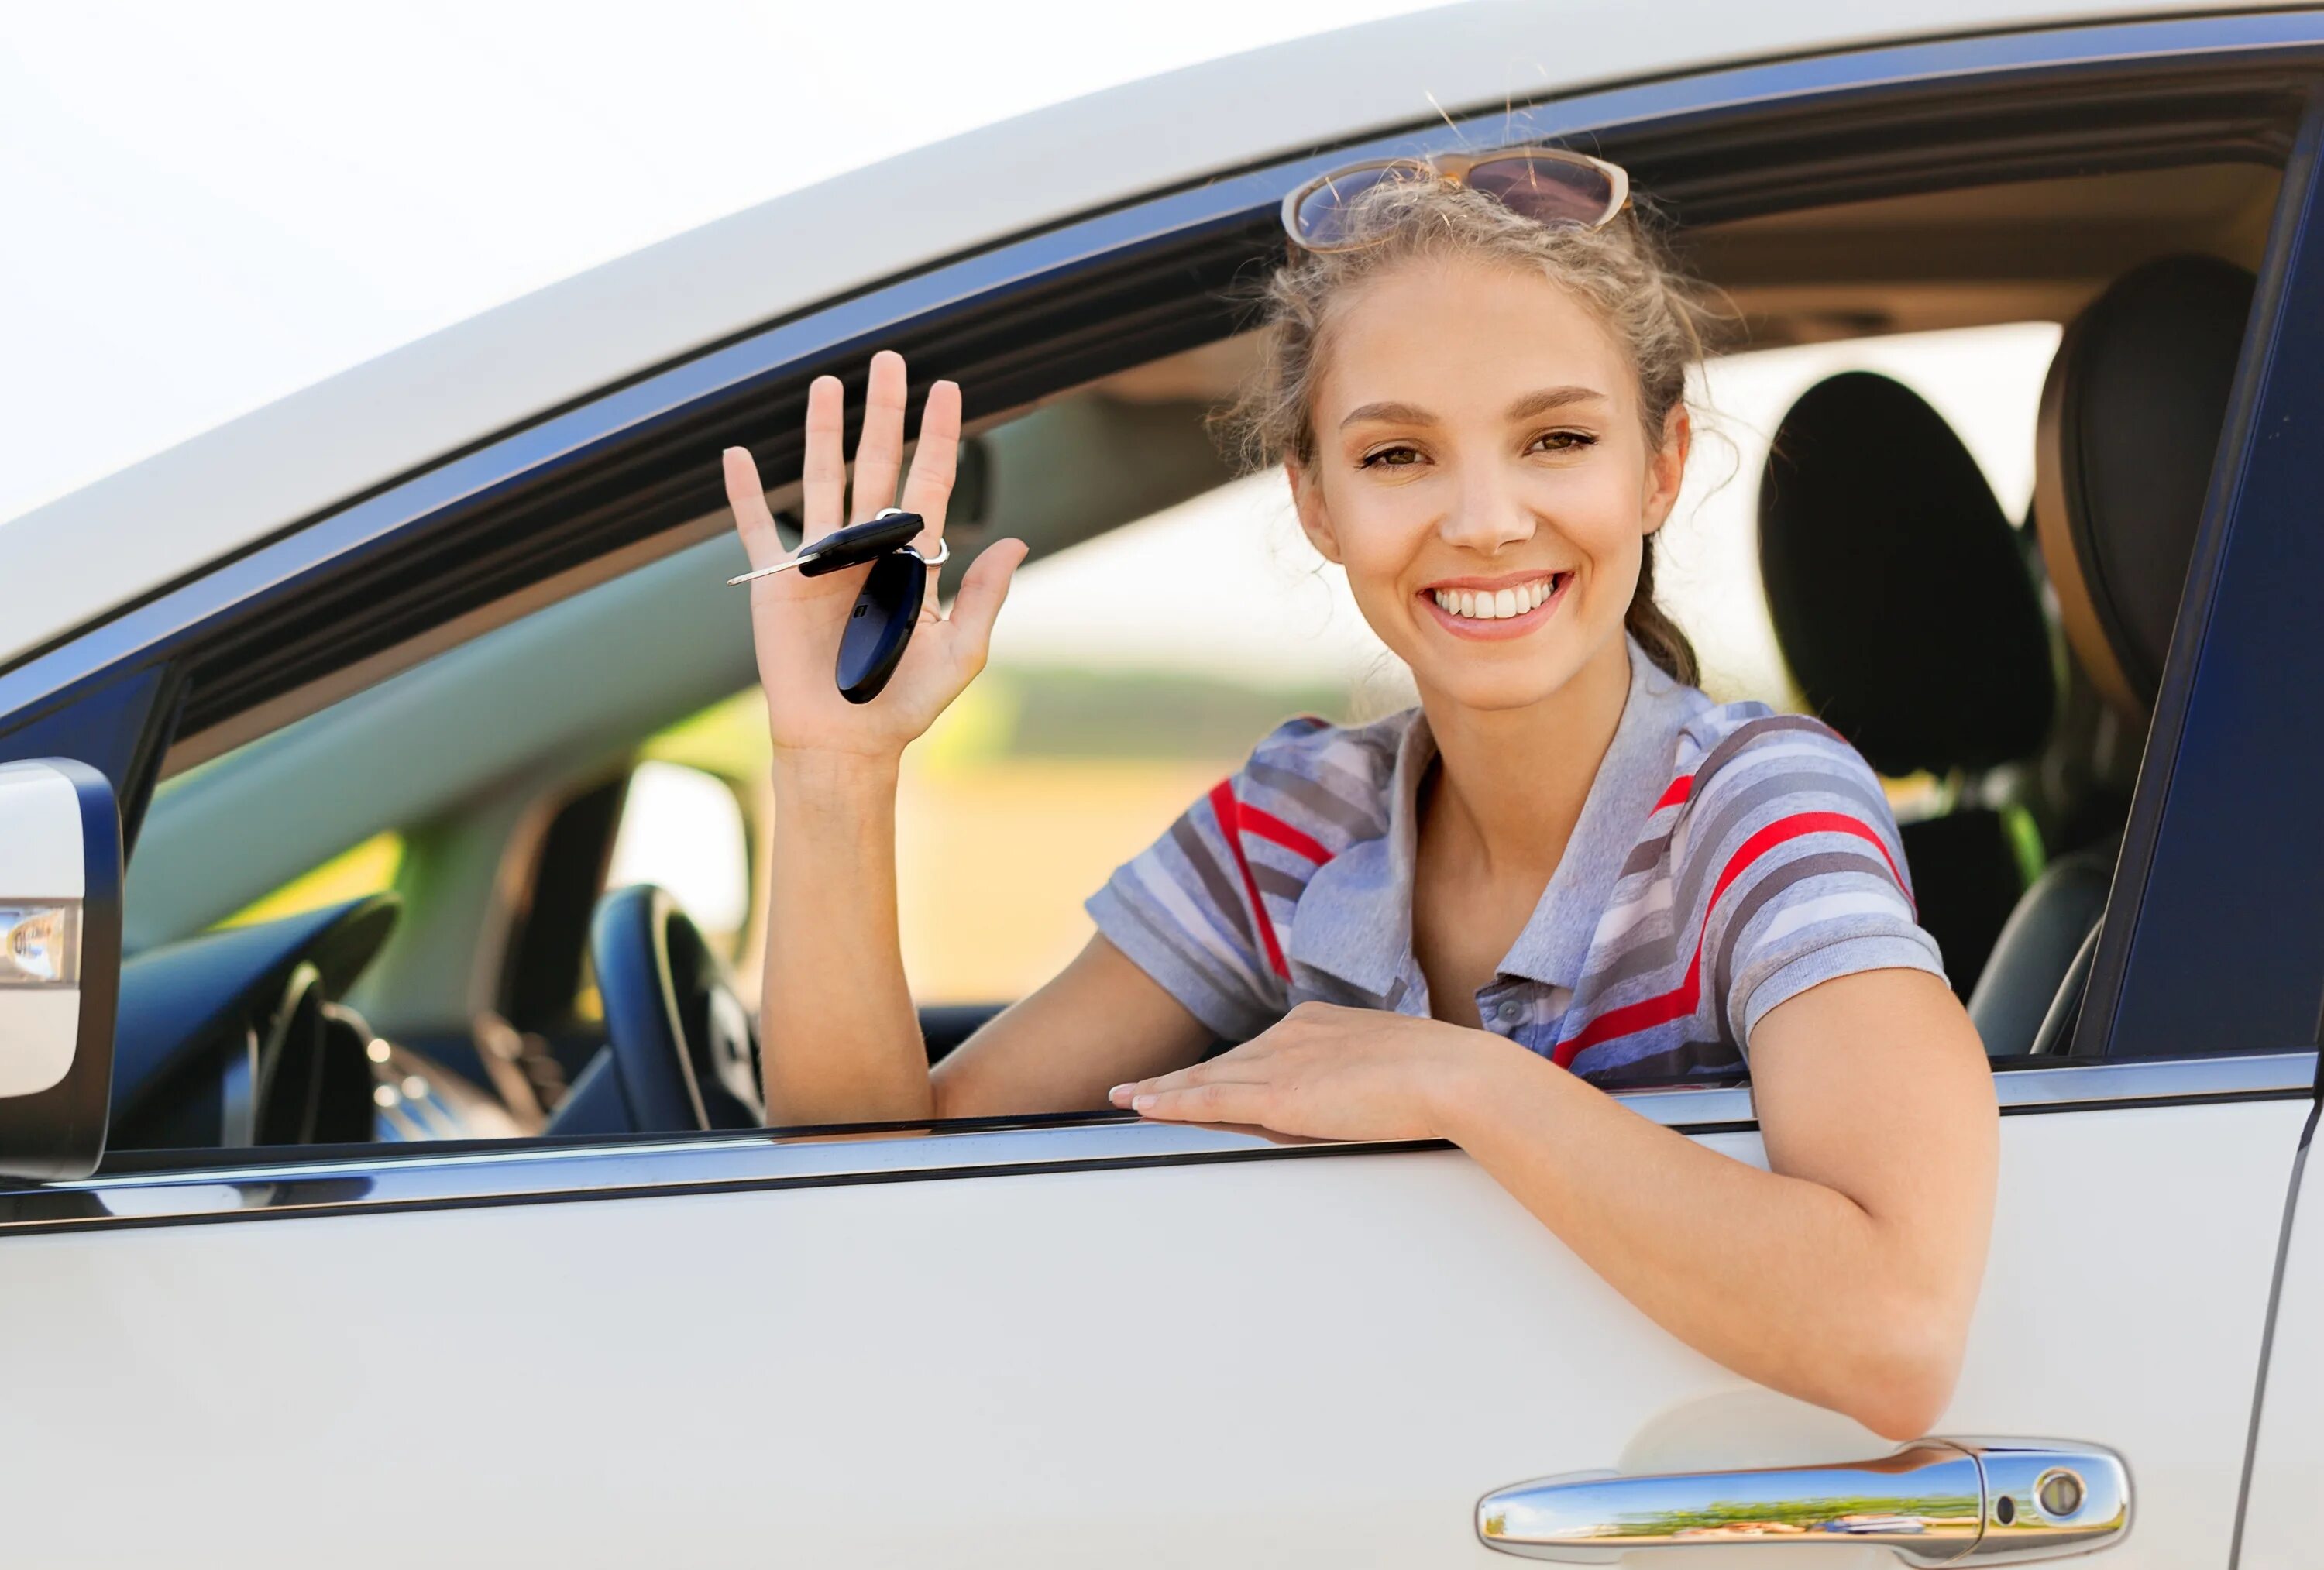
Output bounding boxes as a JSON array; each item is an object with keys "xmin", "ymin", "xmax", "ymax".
[{"xmin": 1281, "ymin": 146, "xmax": 1630, "ymax": 253}]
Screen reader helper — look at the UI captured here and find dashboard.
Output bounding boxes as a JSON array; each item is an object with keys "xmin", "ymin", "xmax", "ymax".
[{"xmin": 109, "ymin": 895, "xmax": 515, "ymax": 1156}]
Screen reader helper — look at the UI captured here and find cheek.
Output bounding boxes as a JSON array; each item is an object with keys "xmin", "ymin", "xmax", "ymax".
[{"xmin": 1319, "ymin": 483, "xmax": 1434, "ymax": 587}]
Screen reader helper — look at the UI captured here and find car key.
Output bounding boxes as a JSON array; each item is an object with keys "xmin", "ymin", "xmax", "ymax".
[
  {"xmin": 836, "ymin": 548, "xmax": 928, "ymax": 703},
  {"xmin": 728, "ymin": 506, "xmax": 951, "ymax": 703},
  {"xmin": 727, "ymin": 507, "xmax": 930, "ymax": 583}
]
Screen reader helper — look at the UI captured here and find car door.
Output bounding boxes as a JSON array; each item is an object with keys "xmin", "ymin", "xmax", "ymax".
[
  {"xmin": 6, "ymin": 16, "xmax": 2324, "ymax": 1568},
  {"xmin": 0, "ymin": 1066, "xmax": 2308, "ymax": 1567}
]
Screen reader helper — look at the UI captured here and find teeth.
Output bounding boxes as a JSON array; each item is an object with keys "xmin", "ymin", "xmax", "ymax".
[{"xmin": 1430, "ymin": 577, "xmax": 1557, "ymax": 620}]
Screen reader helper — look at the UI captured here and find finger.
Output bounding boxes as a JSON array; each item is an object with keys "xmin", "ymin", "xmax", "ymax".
[
  {"xmin": 850, "ymin": 350, "xmax": 909, "ymax": 524},
  {"xmin": 1107, "ymin": 1050, "xmax": 1273, "ymax": 1105},
  {"xmin": 722, "ymin": 447, "xmax": 785, "ymax": 569},
  {"xmin": 1112, "ymin": 1061, "xmax": 1215, "ymax": 1100},
  {"xmin": 800, "ymin": 375, "xmax": 846, "ymax": 544},
  {"xmin": 899, "ymin": 378, "xmax": 962, "ymax": 549},
  {"xmin": 1129, "ymin": 1081, "xmax": 1269, "ymax": 1125},
  {"xmin": 940, "ymin": 538, "xmax": 1026, "ymax": 667}
]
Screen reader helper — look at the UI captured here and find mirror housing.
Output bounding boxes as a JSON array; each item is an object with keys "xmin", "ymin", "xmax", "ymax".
[{"xmin": 0, "ymin": 759, "xmax": 119, "ymax": 1180}]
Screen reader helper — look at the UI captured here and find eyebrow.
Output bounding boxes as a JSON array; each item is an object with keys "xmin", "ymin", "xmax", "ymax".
[
  {"xmin": 1505, "ymin": 385, "xmax": 1609, "ymax": 421},
  {"xmin": 1338, "ymin": 386, "xmax": 1608, "ymax": 430},
  {"xmin": 1339, "ymin": 400, "xmax": 1435, "ymax": 430}
]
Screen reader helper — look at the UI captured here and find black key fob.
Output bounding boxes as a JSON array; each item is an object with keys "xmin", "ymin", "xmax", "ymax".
[
  {"xmin": 795, "ymin": 511, "xmax": 924, "ymax": 577},
  {"xmin": 837, "ymin": 549, "xmax": 927, "ymax": 703}
]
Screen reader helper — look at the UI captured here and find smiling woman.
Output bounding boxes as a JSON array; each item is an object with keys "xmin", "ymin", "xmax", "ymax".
[{"xmin": 727, "ymin": 168, "xmax": 1996, "ymax": 1441}]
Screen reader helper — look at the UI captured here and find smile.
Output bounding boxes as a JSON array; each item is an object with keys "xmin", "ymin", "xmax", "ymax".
[
  {"xmin": 1418, "ymin": 572, "xmax": 1571, "ymax": 639},
  {"xmin": 1429, "ymin": 576, "xmax": 1559, "ymax": 620}
]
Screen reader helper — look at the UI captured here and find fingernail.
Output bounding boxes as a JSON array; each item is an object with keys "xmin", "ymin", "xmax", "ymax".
[
  {"xmin": 1106, "ymin": 1084, "xmax": 1133, "ymax": 1103},
  {"xmin": 1132, "ymin": 1094, "xmax": 1156, "ymax": 1111}
]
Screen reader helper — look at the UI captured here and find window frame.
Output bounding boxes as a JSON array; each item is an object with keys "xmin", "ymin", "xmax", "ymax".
[
  {"xmin": 5, "ymin": 13, "xmax": 2323, "ymax": 1211},
  {"xmin": 6, "ymin": 1050, "xmax": 2311, "ymax": 1235}
]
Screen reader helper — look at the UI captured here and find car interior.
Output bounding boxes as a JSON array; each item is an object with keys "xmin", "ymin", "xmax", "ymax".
[{"xmin": 85, "ymin": 84, "xmax": 2291, "ymax": 1163}]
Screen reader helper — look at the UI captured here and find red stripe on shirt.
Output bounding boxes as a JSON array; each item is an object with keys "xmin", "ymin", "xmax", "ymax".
[
  {"xmin": 1552, "ymin": 810, "xmax": 1906, "ymax": 1066},
  {"xmin": 1208, "ymin": 780, "xmax": 1291, "ymax": 980},
  {"xmin": 1652, "ymin": 775, "xmax": 1695, "ymax": 812},
  {"xmin": 1237, "ymin": 802, "xmax": 1333, "ymax": 865}
]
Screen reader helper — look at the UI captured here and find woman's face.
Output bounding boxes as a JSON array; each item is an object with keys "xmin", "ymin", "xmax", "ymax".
[{"xmin": 1290, "ymin": 255, "xmax": 1688, "ymax": 714}]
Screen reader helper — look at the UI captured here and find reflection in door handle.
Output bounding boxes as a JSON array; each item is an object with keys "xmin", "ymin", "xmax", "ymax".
[{"xmin": 1477, "ymin": 1438, "xmax": 2129, "ymax": 1563}]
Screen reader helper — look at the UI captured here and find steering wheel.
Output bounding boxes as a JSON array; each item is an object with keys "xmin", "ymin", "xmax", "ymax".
[{"xmin": 587, "ymin": 885, "xmax": 764, "ymax": 1132}]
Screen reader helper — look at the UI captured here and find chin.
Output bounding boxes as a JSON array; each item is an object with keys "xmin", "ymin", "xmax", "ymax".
[{"xmin": 1414, "ymin": 660, "xmax": 1584, "ymax": 714}]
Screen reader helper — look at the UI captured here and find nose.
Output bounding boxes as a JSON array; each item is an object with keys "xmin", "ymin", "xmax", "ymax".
[{"xmin": 1436, "ymin": 468, "xmax": 1538, "ymax": 556}]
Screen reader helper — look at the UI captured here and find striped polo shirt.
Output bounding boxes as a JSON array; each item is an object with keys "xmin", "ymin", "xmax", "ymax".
[{"xmin": 1085, "ymin": 636, "xmax": 1945, "ymax": 1081}]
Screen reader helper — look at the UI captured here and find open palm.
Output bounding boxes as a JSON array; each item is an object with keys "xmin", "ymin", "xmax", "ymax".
[{"xmin": 726, "ymin": 350, "xmax": 1026, "ymax": 760}]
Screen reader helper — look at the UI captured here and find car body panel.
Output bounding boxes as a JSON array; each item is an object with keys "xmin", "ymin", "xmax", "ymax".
[
  {"xmin": 2236, "ymin": 1122, "xmax": 2323, "ymax": 1566},
  {"xmin": 0, "ymin": 1, "xmax": 2290, "ymax": 674},
  {"xmin": 0, "ymin": 1070, "xmax": 2305, "ymax": 1566}
]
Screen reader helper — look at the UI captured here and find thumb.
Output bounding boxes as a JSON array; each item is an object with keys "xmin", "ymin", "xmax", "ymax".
[{"xmin": 943, "ymin": 538, "xmax": 1029, "ymax": 666}]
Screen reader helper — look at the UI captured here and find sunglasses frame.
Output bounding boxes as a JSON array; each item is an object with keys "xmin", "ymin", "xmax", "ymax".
[{"xmin": 1280, "ymin": 146, "xmax": 1631, "ymax": 253}]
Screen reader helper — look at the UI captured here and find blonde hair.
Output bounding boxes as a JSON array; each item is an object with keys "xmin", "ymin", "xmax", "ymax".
[{"xmin": 1225, "ymin": 177, "xmax": 1717, "ymax": 685}]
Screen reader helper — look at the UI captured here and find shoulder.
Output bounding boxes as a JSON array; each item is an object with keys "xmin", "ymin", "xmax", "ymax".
[
  {"xmin": 1220, "ymin": 708, "xmax": 1409, "ymax": 854},
  {"xmin": 1676, "ymin": 700, "xmax": 1889, "ymax": 808},
  {"xmin": 1667, "ymin": 699, "xmax": 1910, "ymax": 885}
]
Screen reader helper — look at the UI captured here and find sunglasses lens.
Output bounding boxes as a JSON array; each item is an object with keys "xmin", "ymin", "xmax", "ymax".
[
  {"xmin": 1465, "ymin": 154, "xmax": 1619, "ymax": 229},
  {"xmin": 1290, "ymin": 163, "xmax": 1428, "ymax": 249}
]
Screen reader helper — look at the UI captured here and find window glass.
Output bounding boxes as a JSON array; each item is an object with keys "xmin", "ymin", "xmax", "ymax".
[
  {"xmin": 605, "ymin": 761, "xmax": 751, "ymax": 958},
  {"xmin": 218, "ymin": 831, "xmax": 404, "ymax": 929}
]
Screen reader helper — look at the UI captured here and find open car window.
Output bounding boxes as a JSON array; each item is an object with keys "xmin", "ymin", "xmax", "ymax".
[{"xmin": 104, "ymin": 151, "xmax": 2282, "ymax": 1153}]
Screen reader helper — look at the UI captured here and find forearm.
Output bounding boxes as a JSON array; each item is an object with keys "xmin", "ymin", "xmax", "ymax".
[
  {"xmin": 1442, "ymin": 1044, "xmax": 1969, "ymax": 1437},
  {"xmin": 759, "ymin": 751, "xmax": 932, "ymax": 1125}
]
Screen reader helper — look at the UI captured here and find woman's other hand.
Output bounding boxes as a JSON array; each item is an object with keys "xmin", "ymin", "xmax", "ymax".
[
  {"xmin": 1108, "ymin": 1002, "xmax": 1515, "ymax": 1142},
  {"xmin": 726, "ymin": 349, "xmax": 1029, "ymax": 763}
]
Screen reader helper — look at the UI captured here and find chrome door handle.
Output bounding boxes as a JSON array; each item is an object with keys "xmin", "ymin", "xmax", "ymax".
[{"xmin": 1477, "ymin": 1438, "xmax": 2129, "ymax": 1564}]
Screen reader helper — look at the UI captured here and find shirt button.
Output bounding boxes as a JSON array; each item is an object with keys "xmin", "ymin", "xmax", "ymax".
[{"xmin": 1496, "ymin": 1001, "xmax": 1521, "ymax": 1022}]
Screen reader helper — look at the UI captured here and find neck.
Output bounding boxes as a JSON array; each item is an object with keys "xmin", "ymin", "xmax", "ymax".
[{"xmin": 1416, "ymin": 633, "xmax": 1635, "ymax": 881}]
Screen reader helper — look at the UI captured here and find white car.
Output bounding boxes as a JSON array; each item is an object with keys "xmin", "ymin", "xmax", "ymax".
[{"xmin": 2, "ymin": 3, "xmax": 2322, "ymax": 1565}]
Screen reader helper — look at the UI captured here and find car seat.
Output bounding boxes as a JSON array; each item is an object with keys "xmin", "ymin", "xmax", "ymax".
[
  {"xmin": 1758, "ymin": 370, "xmax": 2055, "ymax": 1001},
  {"xmin": 1969, "ymin": 253, "xmax": 2256, "ymax": 1055}
]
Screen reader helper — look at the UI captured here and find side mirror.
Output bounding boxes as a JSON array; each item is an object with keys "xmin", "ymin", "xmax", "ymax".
[{"xmin": 0, "ymin": 759, "xmax": 119, "ymax": 1180}]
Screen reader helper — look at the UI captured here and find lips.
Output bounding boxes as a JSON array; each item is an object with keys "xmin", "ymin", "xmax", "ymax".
[
  {"xmin": 1429, "ymin": 575, "xmax": 1556, "ymax": 621},
  {"xmin": 1418, "ymin": 570, "xmax": 1573, "ymax": 641}
]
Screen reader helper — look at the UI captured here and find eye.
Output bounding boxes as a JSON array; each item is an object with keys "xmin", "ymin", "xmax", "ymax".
[
  {"xmin": 1358, "ymin": 443, "xmax": 1425, "ymax": 469},
  {"xmin": 1528, "ymin": 429, "xmax": 1597, "ymax": 455}
]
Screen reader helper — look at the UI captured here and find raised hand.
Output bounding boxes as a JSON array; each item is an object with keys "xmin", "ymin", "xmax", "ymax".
[{"xmin": 725, "ymin": 350, "xmax": 1028, "ymax": 762}]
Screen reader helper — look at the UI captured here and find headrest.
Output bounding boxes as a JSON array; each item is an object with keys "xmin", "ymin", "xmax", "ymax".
[
  {"xmin": 2035, "ymin": 254, "xmax": 2255, "ymax": 715},
  {"xmin": 1758, "ymin": 371, "xmax": 2054, "ymax": 778}
]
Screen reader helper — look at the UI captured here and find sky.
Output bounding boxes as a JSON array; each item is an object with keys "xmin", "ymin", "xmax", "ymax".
[{"xmin": 0, "ymin": 0, "xmax": 1433, "ymax": 525}]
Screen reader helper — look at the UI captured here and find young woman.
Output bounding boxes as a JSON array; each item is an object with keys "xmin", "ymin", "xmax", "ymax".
[{"xmin": 721, "ymin": 153, "xmax": 1997, "ymax": 1441}]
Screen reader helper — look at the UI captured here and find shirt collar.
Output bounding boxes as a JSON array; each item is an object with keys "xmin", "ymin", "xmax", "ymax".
[
  {"xmin": 1284, "ymin": 636, "xmax": 1693, "ymax": 1001},
  {"xmin": 1495, "ymin": 640, "xmax": 1694, "ymax": 988}
]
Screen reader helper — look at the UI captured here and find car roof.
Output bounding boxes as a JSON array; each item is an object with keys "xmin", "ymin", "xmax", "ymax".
[{"xmin": 0, "ymin": 0, "xmax": 2237, "ymax": 668}]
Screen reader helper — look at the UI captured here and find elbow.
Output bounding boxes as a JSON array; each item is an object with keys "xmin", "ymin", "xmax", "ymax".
[
  {"xmin": 1831, "ymin": 1303, "xmax": 1968, "ymax": 1442},
  {"xmin": 1848, "ymin": 1372, "xmax": 1954, "ymax": 1445}
]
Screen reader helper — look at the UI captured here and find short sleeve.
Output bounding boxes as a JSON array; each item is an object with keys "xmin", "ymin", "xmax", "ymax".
[
  {"xmin": 1085, "ymin": 721, "xmax": 1327, "ymax": 1042},
  {"xmin": 1681, "ymin": 718, "xmax": 1948, "ymax": 1053}
]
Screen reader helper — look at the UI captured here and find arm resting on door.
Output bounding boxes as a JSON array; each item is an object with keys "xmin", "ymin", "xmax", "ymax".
[{"xmin": 1115, "ymin": 967, "xmax": 1999, "ymax": 1440}]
